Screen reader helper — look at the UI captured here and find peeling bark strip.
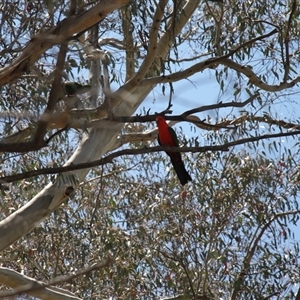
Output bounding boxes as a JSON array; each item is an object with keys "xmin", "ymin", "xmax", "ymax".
[{"xmin": 0, "ymin": 0, "xmax": 130, "ymax": 86}]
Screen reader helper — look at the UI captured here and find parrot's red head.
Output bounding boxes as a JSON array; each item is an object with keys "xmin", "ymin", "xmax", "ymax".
[{"xmin": 156, "ymin": 115, "xmax": 165, "ymax": 124}]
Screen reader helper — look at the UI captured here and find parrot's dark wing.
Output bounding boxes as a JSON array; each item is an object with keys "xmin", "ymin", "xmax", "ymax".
[
  {"xmin": 168, "ymin": 126, "xmax": 179, "ymax": 147},
  {"xmin": 157, "ymin": 133, "xmax": 162, "ymax": 146}
]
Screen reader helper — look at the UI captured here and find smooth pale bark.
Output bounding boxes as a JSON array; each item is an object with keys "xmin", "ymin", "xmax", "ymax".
[
  {"xmin": 0, "ymin": 0, "xmax": 201, "ymax": 251},
  {"xmin": 0, "ymin": 267, "xmax": 82, "ymax": 300},
  {"xmin": 0, "ymin": 0, "xmax": 130, "ymax": 86}
]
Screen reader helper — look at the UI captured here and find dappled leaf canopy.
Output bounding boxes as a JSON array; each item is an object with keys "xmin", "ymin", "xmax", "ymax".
[{"xmin": 0, "ymin": 0, "xmax": 300, "ymax": 299}]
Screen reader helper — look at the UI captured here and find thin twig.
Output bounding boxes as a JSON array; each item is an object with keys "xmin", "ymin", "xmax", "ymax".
[
  {"xmin": 45, "ymin": 126, "xmax": 69, "ymax": 144},
  {"xmin": 180, "ymin": 92, "xmax": 259, "ymax": 118}
]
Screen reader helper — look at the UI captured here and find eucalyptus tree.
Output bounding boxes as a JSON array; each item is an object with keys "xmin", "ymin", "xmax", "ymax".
[{"xmin": 0, "ymin": 0, "xmax": 300, "ymax": 299}]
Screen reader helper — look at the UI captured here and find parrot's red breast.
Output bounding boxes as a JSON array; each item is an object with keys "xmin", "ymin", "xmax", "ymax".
[
  {"xmin": 156, "ymin": 116, "xmax": 192, "ymax": 186},
  {"xmin": 156, "ymin": 116, "xmax": 177, "ymax": 147}
]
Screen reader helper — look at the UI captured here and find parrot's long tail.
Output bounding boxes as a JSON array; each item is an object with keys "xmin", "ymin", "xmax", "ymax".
[{"xmin": 170, "ymin": 154, "xmax": 192, "ymax": 186}]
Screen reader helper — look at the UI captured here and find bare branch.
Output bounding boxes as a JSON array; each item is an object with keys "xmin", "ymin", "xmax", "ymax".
[
  {"xmin": 221, "ymin": 114, "xmax": 300, "ymax": 131},
  {"xmin": 0, "ymin": 257, "xmax": 113, "ymax": 299},
  {"xmin": 98, "ymin": 37, "xmax": 126, "ymax": 50},
  {"xmin": 180, "ymin": 92, "xmax": 259, "ymax": 118},
  {"xmin": 119, "ymin": 0, "xmax": 168, "ymax": 92},
  {"xmin": 45, "ymin": 126, "xmax": 69, "ymax": 144},
  {"xmin": 168, "ymin": 51, "xmax": 213, "ymax": 63},
  {"xmin": 220, "ymin": 58, "xmax": 300, "ymax": 91},
  {"xmin": 102, "ymin": 97, "xmax": 255, "ymax": 125},
  {"xmin": 0, "ymin": 268, "xmax": 81, "ymax": 300},
  {"xmin": 2, "ymin": 129, "xmax": 300, "ymax": 183},
  {"xmin": 0, "ymin": 0, "xmax": 131, "ymax": 86},
  {"xmin": 179, "ymin": 257, "xmax": 196, "ymax": 297},
  {"xmin": 231, "ymin": 210, "xmax": 300, "ymax": 300},
  {"xmin": 138, "ymin": 29, "xmax": 300, "ymax": 92}
]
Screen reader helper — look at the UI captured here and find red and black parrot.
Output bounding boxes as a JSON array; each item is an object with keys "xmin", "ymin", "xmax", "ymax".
[{"xmin": 156, "ymin": 116, "xmax": 192, "ymax": 186}]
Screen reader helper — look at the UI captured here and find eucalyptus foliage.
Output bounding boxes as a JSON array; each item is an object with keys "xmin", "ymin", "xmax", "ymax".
[{"xmin": 0, "ymin": 1, "xmax": 300, "ymax": 299}]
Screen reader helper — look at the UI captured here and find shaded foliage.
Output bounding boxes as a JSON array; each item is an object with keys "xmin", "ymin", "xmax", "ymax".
[{"xmin": 2, "ymin": 142, "xmax": 300, "ymax": 299}]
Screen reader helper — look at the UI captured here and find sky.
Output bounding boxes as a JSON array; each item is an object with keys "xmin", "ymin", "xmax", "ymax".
[
  {"xmin": 1, "ymin": 2, "xmax": 299, "ymax": 298},
  {"xmin": 134, "ymin": 61, "xmax": 300, "ymax": 244}
]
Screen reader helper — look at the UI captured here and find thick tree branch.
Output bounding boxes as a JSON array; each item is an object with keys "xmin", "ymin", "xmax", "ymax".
[
  {"xmin": 0, "ymin": 257, "xmax": 113, "ymax": 299},
  {"xmin": 2, "ymin": 129, "xmax": 300, "ymax": 183},
  {"xmin": 222, "ymin": 58, "xmax": 300, "ymax": 91},
  {"xmin": 117, "ymin": 0, "xmax": 168, "ymax": 92},
  {"xmin": 0, "ymin": 268, "xmax": 81, "ymax": 300},
  {"xmin": 3, "ymin": 92, "xmax": 298, "ymax": 152},
  {"xmin": 33, "ymin": 41, "xmax": 68, "ymax": 147},
  {"xmin": 0, "ymin": 96, "xmax": 253, "ymax": 151},
  {"xmin": 0, "ymin": 0, "xmax": 130, "ymax": 86},
  {"xmin": 0, "ymin": 0, "xmax": 202, "ymax": 253},
  {"xmin": 139, "ymin": 29, "xmax": 278, "ymax": 86},
  {"xmin": 87, "ymin": 0, "xmax": 202, "ymax": 121}
]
